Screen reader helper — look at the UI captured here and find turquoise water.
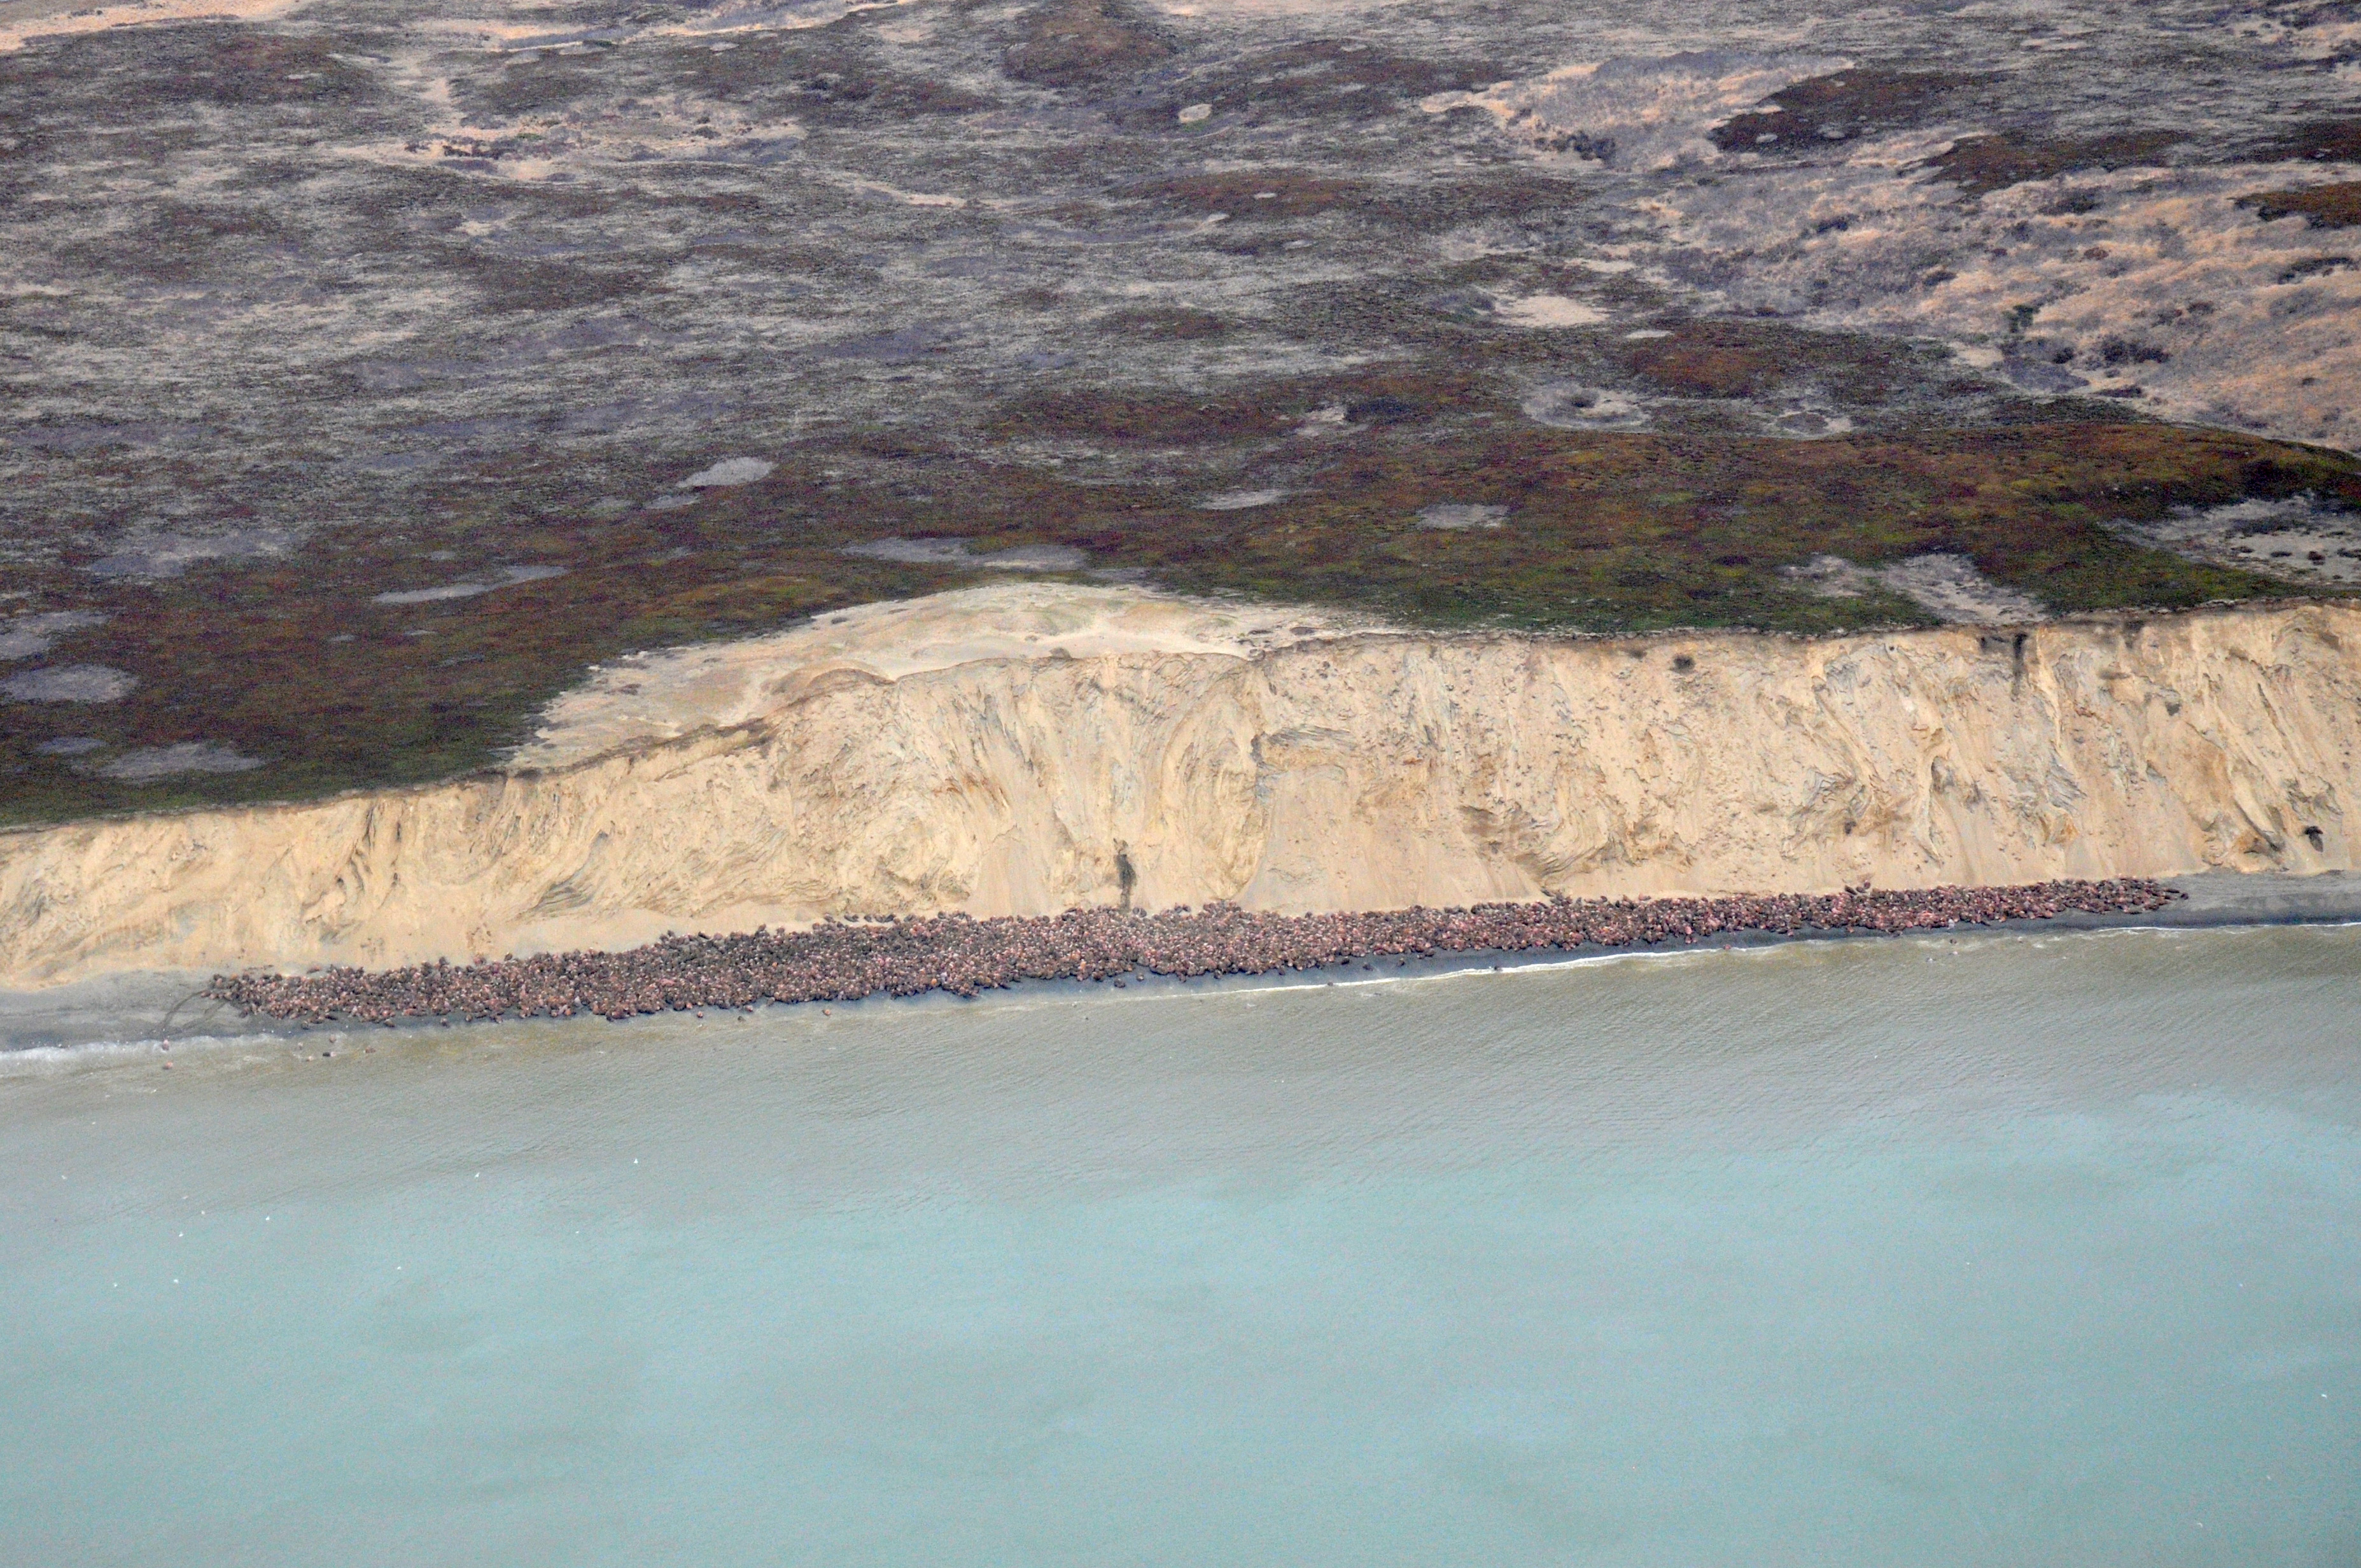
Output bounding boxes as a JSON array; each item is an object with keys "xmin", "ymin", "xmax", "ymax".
[{"xmin": 4, "ymin": 926, "xmax": 2358, "ymax": 1566}]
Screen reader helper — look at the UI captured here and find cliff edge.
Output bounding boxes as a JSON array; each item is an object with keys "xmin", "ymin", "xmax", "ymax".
[{"xmin": 1, "ymin": 585, "xmax": 2353, "ymax": 987}]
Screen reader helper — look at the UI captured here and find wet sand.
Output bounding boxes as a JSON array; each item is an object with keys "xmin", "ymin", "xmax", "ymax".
[{"xmin": 207, "ymin": 880, "xmax": 2185, "ymax": 1026}]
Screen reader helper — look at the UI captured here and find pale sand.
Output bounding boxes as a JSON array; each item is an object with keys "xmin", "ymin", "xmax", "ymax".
[{"xmin": 514, "ymin": 581, "xmax": 1394, "ymax": 771}]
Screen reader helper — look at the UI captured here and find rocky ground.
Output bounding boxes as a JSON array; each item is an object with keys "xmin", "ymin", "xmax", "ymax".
[{"xmin": 3, "ymin": 0, "xmax": 2359, "ymax": 822}]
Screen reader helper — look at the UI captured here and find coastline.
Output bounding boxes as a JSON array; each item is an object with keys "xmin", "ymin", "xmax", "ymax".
[
  {"xmin": 0, "ymin": 870, "xmax": 2352, "ymax": 1055},
  {"xmin": 197, "ymin": 875, "xmax": 2310, "ymax": 1028},
  {"xmin": 4, "ymin": 595, "xmax": 2357, "ymax": 991}
]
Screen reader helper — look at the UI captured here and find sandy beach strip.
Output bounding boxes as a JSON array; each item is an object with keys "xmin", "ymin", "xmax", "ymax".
[{"xmin": 206, "ymin": 880, "xmax": 2185, "ymax": 1026}]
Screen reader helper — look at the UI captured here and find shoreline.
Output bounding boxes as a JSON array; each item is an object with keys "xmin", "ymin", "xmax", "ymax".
[
  {"xmin": 0, "ymin": 871, "xmax": 2350, "ymax": 1055},
  {"xmin": 6, "ymin": 599, "xmax": 2354, "ymax": 989},
  {"xmin": 207, "ymin": 880, "xmax": 2194, "ymax": 1027}
]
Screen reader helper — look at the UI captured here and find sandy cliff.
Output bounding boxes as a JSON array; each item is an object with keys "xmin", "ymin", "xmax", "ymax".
[{"xmin": 1, "ymin": 585, "xmax": 2355, "ymax": 987}]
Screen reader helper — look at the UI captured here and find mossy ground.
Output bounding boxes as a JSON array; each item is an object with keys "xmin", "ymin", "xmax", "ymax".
[
  {"xmin": 4, "ymin": 393, "xmax": 2348, "ymax": 827},
  {"xmin": 2238, "ymin": 183, "xmax": 2361, "ymax": 230},
  {"xmin": 6, "ymin": 4, "xmax": 2358, "ymax": 827}
]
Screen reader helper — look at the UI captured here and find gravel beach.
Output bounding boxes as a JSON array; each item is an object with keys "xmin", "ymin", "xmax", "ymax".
[{"xmin": 207, "ymin": 879, "xmax": 2183, "ymax": 1027}]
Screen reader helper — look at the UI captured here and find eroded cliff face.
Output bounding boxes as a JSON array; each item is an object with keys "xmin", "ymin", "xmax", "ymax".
[{"xmin": 1, "ymin": 589, "xmax": 2354, "ymax": 987}]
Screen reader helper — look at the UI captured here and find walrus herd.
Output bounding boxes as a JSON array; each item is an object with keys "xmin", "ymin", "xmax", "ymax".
[{"xmin": 206, "ymin": 879, "xmax": 2183, "ymax": 1027}]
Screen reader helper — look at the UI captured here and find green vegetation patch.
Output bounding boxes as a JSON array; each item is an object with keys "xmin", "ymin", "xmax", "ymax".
[
  {"xmin": 1926, "ymin": 129, "xmax": 2187, "ymax": 197},
  {"xmin": 1003, "ymin": 0, "xmax": 1173, "ymax": 88},
  {"xmin": 1711, "ymin": 68, "xmax": 1987, "ymax": 153},
  {"xmin": 2238, "ymin": 183, "xmax": 2361, "ymax": 230},
  {"xmin": 1068, "ymin": 423, "xmax": 2343, "ymax": 631},
  {"xmin": 2261, "ymin": 117, "xmax": 2361, "ymax": 166},
  {"xmin": 0, "ymin": 493, "xmax": 978, "ymax": 825},
  {"xmin": 4, "ymin": 415, "xmax": 2345, "ymax": 827}
]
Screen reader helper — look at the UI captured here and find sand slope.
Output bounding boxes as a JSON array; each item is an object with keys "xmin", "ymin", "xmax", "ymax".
[{"xmin": 1, "ymin": 587, "xmax": 2355, "ymax": 986}]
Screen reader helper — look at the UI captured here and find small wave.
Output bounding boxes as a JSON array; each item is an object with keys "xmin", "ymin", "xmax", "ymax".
[{"xmin": 0, "ymin": 1028, "xmax": 297, "ymax": 1077}]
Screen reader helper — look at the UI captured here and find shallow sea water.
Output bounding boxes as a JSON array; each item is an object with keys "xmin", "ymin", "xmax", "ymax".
[{"xmin": 4, "ymin": 925, "xmax": 2358, "ymax": 1567}]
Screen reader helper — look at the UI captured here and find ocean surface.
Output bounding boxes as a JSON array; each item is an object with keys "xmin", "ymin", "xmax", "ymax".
[{"xmin": 4, "ymin": 925, "xmax": 2358, "ymax": 1567}]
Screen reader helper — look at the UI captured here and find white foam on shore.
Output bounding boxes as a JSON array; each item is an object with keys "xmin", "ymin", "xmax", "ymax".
[
  {"xmin": 13, "ymin": 888, "xmax": 2356, "ymax": 1070},
  {"xmin": 0, "ymin": 1029, "xmax": 296, "ymax": 1075}
]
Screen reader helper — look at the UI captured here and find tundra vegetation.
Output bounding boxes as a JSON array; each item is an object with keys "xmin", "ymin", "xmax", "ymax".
[{"xmin": 1, "ymin": 0, "xmax": 2355, "ymax": 823}]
